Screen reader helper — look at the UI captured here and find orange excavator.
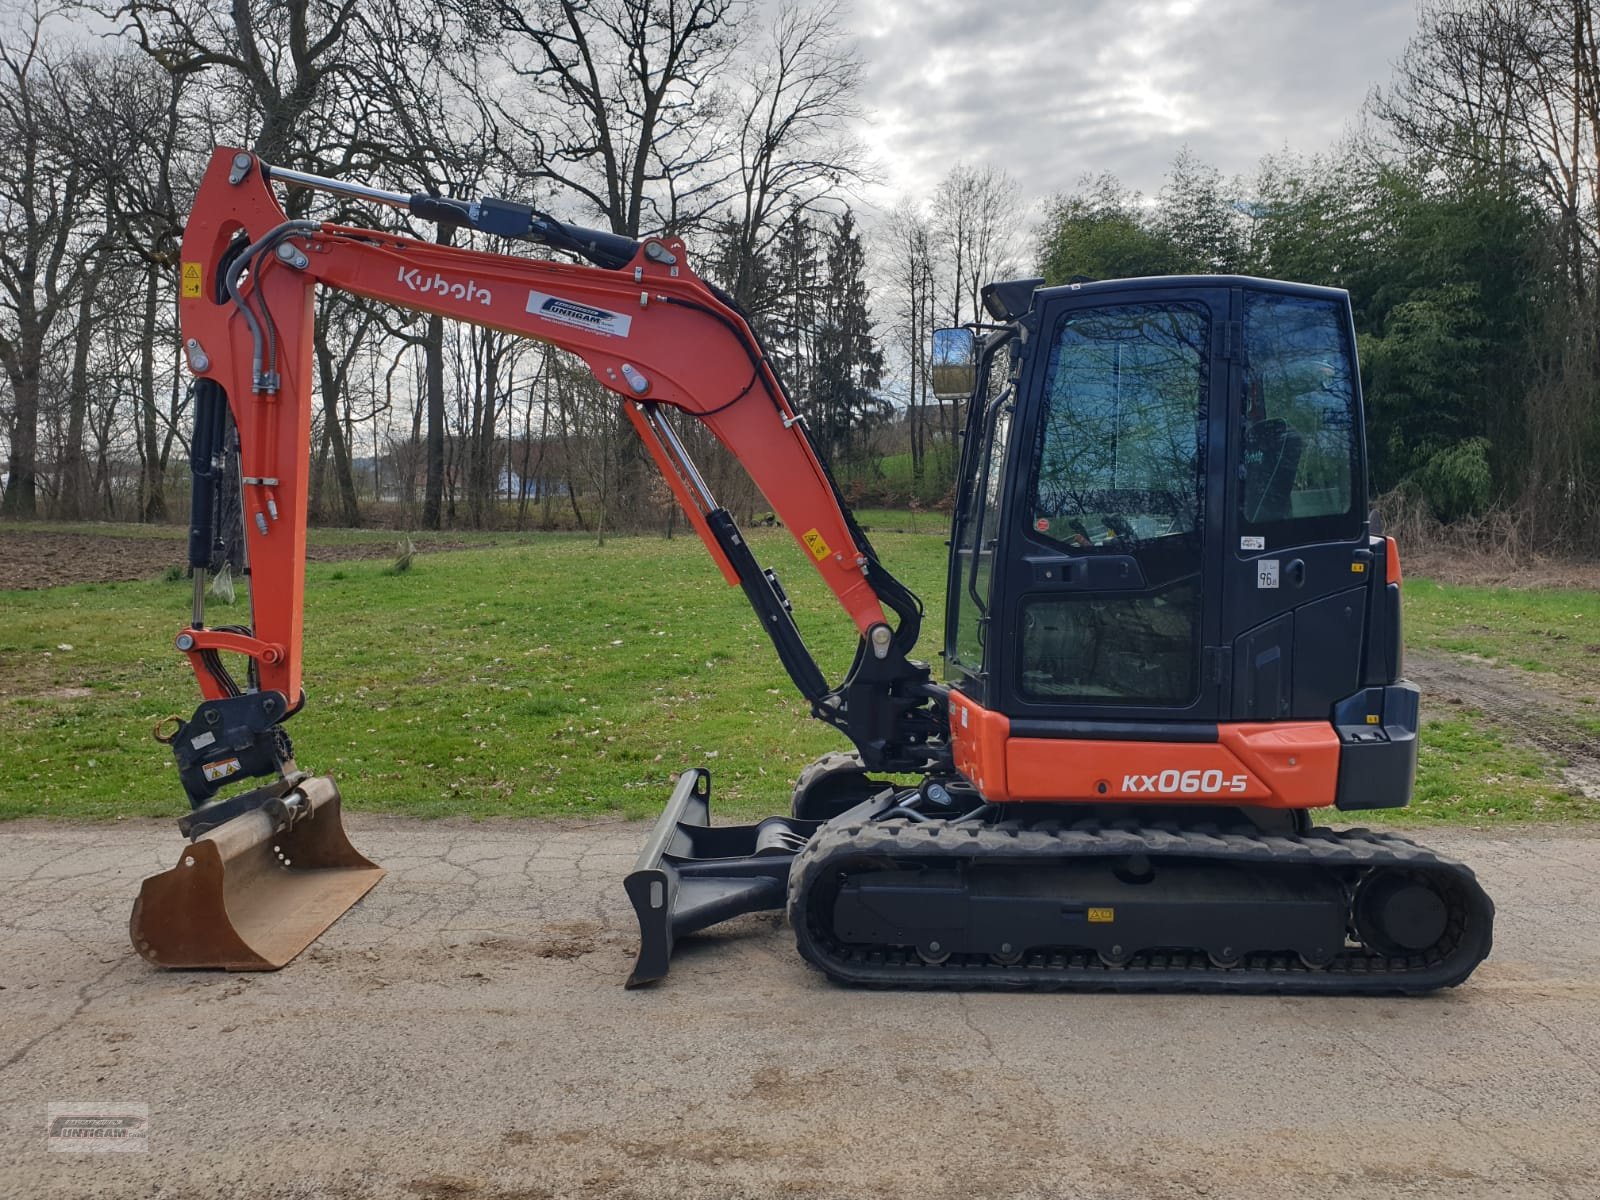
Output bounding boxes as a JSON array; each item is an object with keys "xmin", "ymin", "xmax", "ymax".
[{"xmin": 131, "ymin": 147, "xmax": 1494, "ymax": 991}]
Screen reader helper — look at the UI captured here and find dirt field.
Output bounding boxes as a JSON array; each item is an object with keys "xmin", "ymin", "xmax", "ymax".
[
  {"xmin": 1408, "ymin": 651, "xmax": 1600, "ymax": 800},
  {"xmin": 0, "ymin": 527, "xmax": 484, "ymax": 591}
]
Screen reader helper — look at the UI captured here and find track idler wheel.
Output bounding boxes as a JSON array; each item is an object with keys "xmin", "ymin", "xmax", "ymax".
[
  {"xmin": 790, "ymin": 752, "xmax": 893, "ymax": 822},
  {"xmin": 1353, "ymin": 872, "xmax": 1450, "ymax": 956}
]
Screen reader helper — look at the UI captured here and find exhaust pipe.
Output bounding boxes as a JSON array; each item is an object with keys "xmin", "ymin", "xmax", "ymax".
[{"xmin": 130, "ymin": 776, "xmax": 384, "ymax": 970}]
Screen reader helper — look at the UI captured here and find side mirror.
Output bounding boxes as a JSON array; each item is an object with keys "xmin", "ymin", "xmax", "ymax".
[{"xmin": 930, "ymin": 327, "xmax": 977, "ymax": 401}]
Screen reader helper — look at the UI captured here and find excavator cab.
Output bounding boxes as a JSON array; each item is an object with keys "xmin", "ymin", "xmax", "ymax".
[{"xmin": 945, "ymin": 276, "xmax": 1410, "ymax": 805}]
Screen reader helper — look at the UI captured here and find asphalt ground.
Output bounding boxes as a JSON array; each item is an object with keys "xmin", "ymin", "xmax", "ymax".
[{"xmin": 1, "ymin": 817, "xmax": 1596, "ymax": 1199}]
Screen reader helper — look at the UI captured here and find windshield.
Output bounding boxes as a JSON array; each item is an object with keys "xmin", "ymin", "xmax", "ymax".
[{"xmin": 1030, "ymin": 302, "xmax": 1208, "ymax": 552}]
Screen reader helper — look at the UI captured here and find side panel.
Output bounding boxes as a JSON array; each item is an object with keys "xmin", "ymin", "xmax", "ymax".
[{"xmin": 1006, "ymin": 723, "xmax": 1339, "ymax": 808}]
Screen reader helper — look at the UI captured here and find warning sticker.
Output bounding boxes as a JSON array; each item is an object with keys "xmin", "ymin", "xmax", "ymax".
[
  {"xmin": 181, "ymin": 262, "xmax": 203, "ymax": 298},
  {"xmin": 801, "ymin": 528, "xmax": 831, "ymax": 561},
  {"xmin": 1087, "ymin": 907, "xmax": 1115, "ymax": 924},
  {"xmin": 201, "ymin": 757, "xmax": 242, "ymax": 783}
]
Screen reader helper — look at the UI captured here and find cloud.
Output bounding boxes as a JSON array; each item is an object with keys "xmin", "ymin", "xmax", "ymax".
[{"xmin": 843, "ymin": 0, "xmax": 1416, "ymax": 210}]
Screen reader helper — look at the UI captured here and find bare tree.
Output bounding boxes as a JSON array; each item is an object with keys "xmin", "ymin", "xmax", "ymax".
[
  {"xmin": 931, "ymin": 162, "xmax": 1023, "ymax": 443},
  {"xmin": 1376, "ymin": 0, "xmax": 1600, "ymax": 548},
  {"xmin": 113, "ymin": 0, "xmax": 367, "ymax": 171},
  {"xmin": 933, "ymin": 163, "xmax": 1025, "ymax": 326},
  {"xmin": 878, "ymin": 201, "xmax": 939, "ymax": 486},
  {"xmin": 488, "ymin": 0, "xmax": 743, "ymax": 236},
  {"xmin": 718, "ymin": 0, "xmax": 864, "ymax": 312},
  {"xmin": 0, "ymin": 6, "xmax": 106, "ymax": 517}
]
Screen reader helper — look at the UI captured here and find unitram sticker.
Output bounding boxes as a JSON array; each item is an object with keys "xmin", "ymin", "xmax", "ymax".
[{"xmin": 526, "ymin": 290, "xmax": 632, "ymax": 338}]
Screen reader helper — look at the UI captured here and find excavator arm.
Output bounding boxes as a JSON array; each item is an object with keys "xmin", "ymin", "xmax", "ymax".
[
  {"xmin": 177, "ymin": 148, "xmax": 944, "ymax": 785},
  {"xmin": 132, "ymin": 147, "xmax": 945, "ymax": 976}
]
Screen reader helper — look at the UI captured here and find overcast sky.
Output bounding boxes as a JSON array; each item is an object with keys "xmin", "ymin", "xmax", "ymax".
[{"xmin": 841, "ymin": 0, "xmax": 1418, "ymax": 213}]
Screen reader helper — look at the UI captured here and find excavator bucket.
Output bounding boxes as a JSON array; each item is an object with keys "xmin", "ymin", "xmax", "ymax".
[{"xmin": 130, "ymin": 776, "xmax": 383, "ymax": 970}]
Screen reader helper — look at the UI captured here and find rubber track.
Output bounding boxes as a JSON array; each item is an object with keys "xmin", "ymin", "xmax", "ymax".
[{"xmin": 788, "ymin": 817, "xmax": 1495, "ymax": 994}]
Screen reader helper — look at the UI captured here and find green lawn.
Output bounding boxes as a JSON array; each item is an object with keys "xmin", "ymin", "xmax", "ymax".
[
  {"xmin": 2, "ymin": 521, "xmax": 1594, "ymax": 825},
  {"xmin": 1408, "ymin": 713, "xmax": 1587, "ymax": 823},
  {"xmin": 1404, "ymin": 577, "xmax": 1600, "ymax": 689},
  {"xmin": 0, "ymin": 526, "xmax": 947, "ymax": 822},
  {"xmin": 1391, "ymin": 577, "xmax": 1600, "ymax": 824}
]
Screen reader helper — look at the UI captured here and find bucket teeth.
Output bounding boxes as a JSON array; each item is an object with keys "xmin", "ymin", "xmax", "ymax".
[{"xmin": 130, "ymin": 776, "xmax": 384, "ymax": 970}]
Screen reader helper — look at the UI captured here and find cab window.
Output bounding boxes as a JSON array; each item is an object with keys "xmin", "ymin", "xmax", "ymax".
[
  {"xmin": 1031, "ymin": 303, "xmax": 1208, "ymax": 550},
  {"xmin": 1239, "ymin": 292, "xmax": 1361, "ymax": 541}
]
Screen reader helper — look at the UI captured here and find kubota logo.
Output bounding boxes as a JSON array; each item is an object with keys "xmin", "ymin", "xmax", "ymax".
[
  {"xmin": 397, "ymin": 267, "xmax": 493, "ymax": 306},
  {"xmin": 1122, "ymin": 770, "xmax": 1249, "ymax": 795}
]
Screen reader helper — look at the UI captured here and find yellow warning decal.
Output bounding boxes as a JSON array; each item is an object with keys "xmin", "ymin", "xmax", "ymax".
[
  {"xmin": 801, "ymin": 528, "xmax": 831, "ymax": 561},
  {"xmin": 181, "ymin": 262, "xmax": 203, "ymax": 298},
  {"xmin": 1351, "ymin": 561, "xmax": 1367, "ymax": 573},
  {"xmin": 1087, "ymin": 907, "xmax": 1115, "ymax": 924},
  {"xmin": 1366, "ymin": 714, "xmax": 1381, "ymax": 724}
]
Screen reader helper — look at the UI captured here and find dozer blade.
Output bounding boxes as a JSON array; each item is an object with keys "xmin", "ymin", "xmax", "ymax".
[
  {"xmin": 625, "ymin": 768, "xmax": 819, "ymax": 987},
  {"xmin": 130, "ymin": 776, "xmax": 384, "ymax": 970}
]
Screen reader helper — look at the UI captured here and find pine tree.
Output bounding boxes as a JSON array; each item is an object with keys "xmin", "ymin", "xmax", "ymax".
[
  {"xmin": 769, "ymin": 208, "xmax": 822, "ymax": 406},
  {"xmin": 812, "ymin": 208, "xmax": 886, "ymax": 463}
]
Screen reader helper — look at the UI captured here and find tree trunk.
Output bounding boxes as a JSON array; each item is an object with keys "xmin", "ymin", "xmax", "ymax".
[
  {"xmin": 312, "ymin": 313, "xmax": 362, "ymax": 525},
  {"xmin": 422, "ymin": 313, "xmax": 446, "ymax": 530},
  {"xmin": 138, "ymin": 267, "xmax": 166, "ymax": 522},
  {"xmin": 0, "ymin": 367, "xmax": 40, "ymax": 517},
  {"xmin": 466, "ymin": 334, "xmax": 500, "ymax": 529},
  {"xmin": 57, "ymin": 269, "xmax": 99, "ymax": 520}
]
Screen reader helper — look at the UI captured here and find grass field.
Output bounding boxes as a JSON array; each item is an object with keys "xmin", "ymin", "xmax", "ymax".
[
  {"xmin": 1405, "ymin": 577, "xmax": 1600, "ymax": 688},
  {"xmin": 1, "ymin": 519, "xmax": 1594, "ymax": 824},
  {"xmin": 0, "ymin": 525, "xmax": 946, "ymax": 821}
]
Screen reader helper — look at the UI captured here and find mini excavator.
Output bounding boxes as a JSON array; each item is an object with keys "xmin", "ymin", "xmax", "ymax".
[{"xmin": 131, "ymin": 147, "xmax": 1494, "ymax": 991}]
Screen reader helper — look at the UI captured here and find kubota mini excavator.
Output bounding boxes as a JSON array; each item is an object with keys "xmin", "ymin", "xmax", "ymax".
[{"xmin": 131, "ymin": 147, "xmax": 1494, "ymax": 991}]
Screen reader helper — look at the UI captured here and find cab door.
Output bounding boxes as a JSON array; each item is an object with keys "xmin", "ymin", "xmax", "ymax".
[
  {"xmin": 1222, "ymin": 285, "xmax": 1370, "ymax": 720},
  {"xmin": 992, "ymin": 285, "xmax": 1229, "ymax": 722}
]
